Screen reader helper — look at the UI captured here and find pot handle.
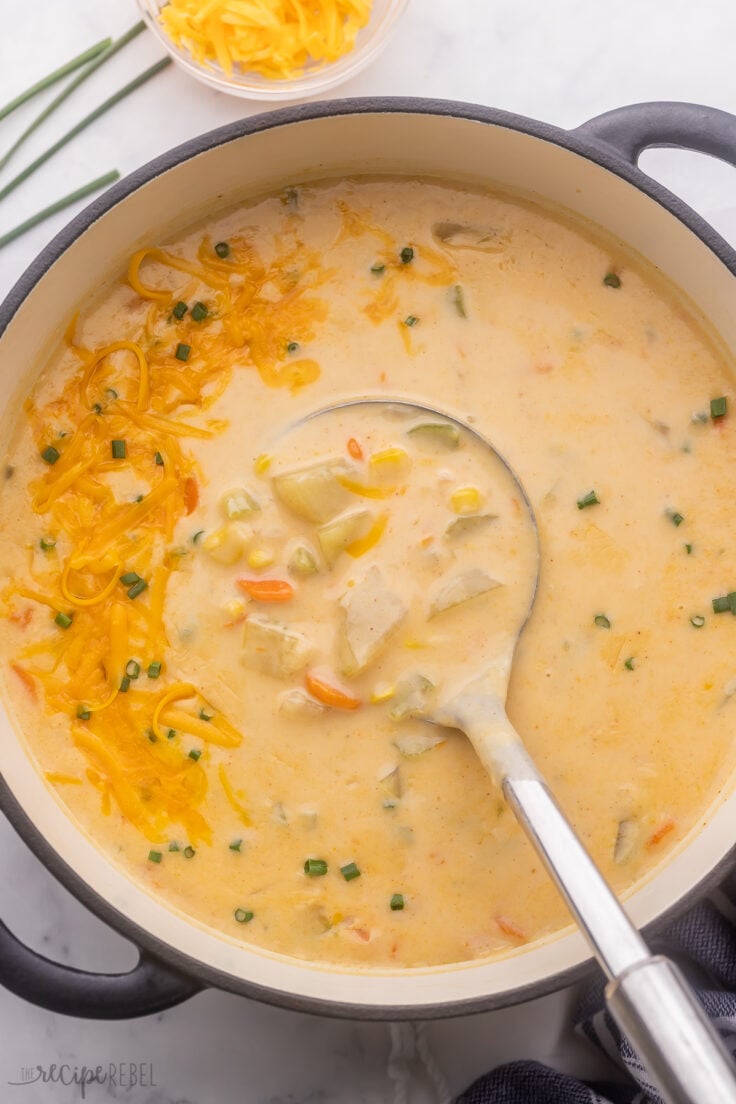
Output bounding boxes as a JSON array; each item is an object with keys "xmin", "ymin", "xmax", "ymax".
[
  {"xmin": 0, "ymin": 917, "xmax": 200, "ymax": 1019},
  {"xmin": 574, "ymin": 101, "xmax": 736, "ymax": 168}
]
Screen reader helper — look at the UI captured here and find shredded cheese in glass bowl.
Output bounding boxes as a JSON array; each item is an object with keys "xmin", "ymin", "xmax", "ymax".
[{"xmin": 138, "ymin": 0, "xmax": 409, "ymax": 100}]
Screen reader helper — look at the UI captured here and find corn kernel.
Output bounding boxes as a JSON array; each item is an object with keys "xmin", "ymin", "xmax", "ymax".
[
  {"xmin": 247, "ymin": 548, "xmax": 275, "ymax": 570},
  {"xmin": 223, "ymin": 598, "xmax": 246, "ymax": 625},
  {"xmin": 254, "ymin": 453, "xmax": 272, "ymax": 475},
  {"xmin": 368, "ymin": 446, "xmax": 410, "ymax": 481},
  {"xmin": 370, "ymin": 682, "xmax": 396, "ymax": 703},
  {"xmin": 450, "ymin": 486, "xmax": 483, "ymax": 515},
  {"xmin": 220, "ymin": 488, "xmax": 259, "ymax": 520},
  {"xmin": 202, "ymin": 524, "xmax": 247, "ymax": 565}
]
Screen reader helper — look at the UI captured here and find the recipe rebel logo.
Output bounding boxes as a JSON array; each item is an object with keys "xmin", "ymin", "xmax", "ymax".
[{"xmin": 8, "ymin": 1062, "xmax": 157, "ymax": 1098}]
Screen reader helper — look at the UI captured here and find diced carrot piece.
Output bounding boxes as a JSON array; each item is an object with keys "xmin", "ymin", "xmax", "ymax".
[
  {"xmin": 646, "ymin": 817, "xmax": 676, "ymax": 848},
  {"xmin": 496, "ymin": 915, "xmax": 526, "ymax": 941},
  {"xmin": 237, "ymin": 578, "xmax": 294, "ymax": 603},
  {"xmin": 347, "ymin": 437, "xmax": 364, "ymax": 461},
  {"xmin": 184, "ymin": 476, "xmax": 199, "ymax": 514},
  {"xmin": 305, "ymin": 672, "xmax": 361, "ymax": 711},
  {"xmin": 10, "ymin": 663, "xmax": 37, "ymax": 700}
]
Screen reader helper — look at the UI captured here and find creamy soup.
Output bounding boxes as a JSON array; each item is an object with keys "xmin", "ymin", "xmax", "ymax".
[{"xmin": 2, "ymin": 178, "xmax": 736, "ymax": 969}]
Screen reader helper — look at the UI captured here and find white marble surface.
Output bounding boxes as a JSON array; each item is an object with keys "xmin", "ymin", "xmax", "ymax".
[{"xmin": 2, "ymin": 1, "xmax": 736, "ymax": 1100}]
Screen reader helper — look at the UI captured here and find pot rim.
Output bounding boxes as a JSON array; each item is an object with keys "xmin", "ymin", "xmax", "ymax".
[{"xmin": 1, "ymin": 96, "xmax": 735, "ymax": 1020}]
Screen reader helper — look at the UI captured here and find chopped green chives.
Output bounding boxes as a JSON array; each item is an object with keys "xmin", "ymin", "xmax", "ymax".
[
  {"xmin": 304, "ymin": 858, "xmax": 328, "ymax": 877},
  {"xmin": 690, "ymin": 615, "xmax": 706, "ymax": 628},
  {"xmin": 577, "ymin": 490, "xmax": 599, "ymax": 510},
  {"xmin": 76, "ymin": 705, "xmax": 91, "ymax": 720},
  {"xmin": 692, "ymin": 411, "xmax": 709, "ymax": 425},
  {"xmin": 286, "ymin": 341, "xmax": 299, "ymax": 353},
  {"xmin": 188, "ymin": 749, "xmax": 202, "ymax": 761},
  {"xmin": 451, "ymin": 284, "xmax": 467, "ymax": 318},
  {"xmin": 624, "ymin": 657, "xmax": 635, "ymax": 671},
  {"xmin": 154, "ymin": 451, "xmax": 164, "ymax": 466},
  {"xmin": 403, "ymin": 315, "xmax": 419, "ymax": 327},
  {"xmin": 712, "ymin": 595, "xmax": 731, "ymax": 613},
  {"xmin": 175, "ymin": 342, "xmax": 191, "ymax": 361},
  {"xmin": 192, "ymin": 530, "xmax": 204, "ymax": 544},
  {"xmin": 191, "ymin": 301, "xmax": 207, "ymax": 322},
  {"xmin": 125, "ymin": 660, "xmax": 141, "ymax": 679},
  {"xmin": 41, "ymin": 445, "xmax": 60, "ymax": 465},
  {"xmin": 39, "ymin": 537, "xmax": 56, "ymax": 552},
  {"xmin": 199, "ymin": 708, "xmax": 213, "ymax": 722},
  {"xmin": 120, "ymin": 571, "xmax": 140, "ymax": 585},
  {"xmin": 383, "ymin": 798, "xmax": 398, "ymax": 810},
  {"xmin": 400, "ymin": 246, "xmax": 414, "ymax": 264},
  {"xmin": 172, "ymin": 300, "xmax": 188, "ymax": 320},
  {"xmin": 54, "ymin": 610, "xmax": 73, "ymax": 629},
  {"xmin": 147, "ymin": 661, "xmax": 162, "ymax": 679},
  {"xmin": 711, "ymin": 396, "xmax": 728, "ymax": 420},
  {"xmin": 167, "ymin": 728, "xmax": 176, "ymax": 739},
  {"xmin": 370, "ymin": 262, "xmax": 385, "ymax": 275},
  {"xmin": 147, "ymin": 729, "xmax": 157, "ymax": 743},
  {"xmin": 148, "ymin": 850, "xmax": 162, "ymax": 863},
  {"xmin": 594, "ymin": 613, "xmax": 611, "ymax": 629},
  {"xmin": 183, "ymin": 846, "xmax": 196, "ymax": 859},
  {"xmin": 340, "ymin": 862, "xmax": 361, "ymax": 881},
  {"xmin": 229, "ymin": 839, "xmax": 242, "ymax": 852},
  {"xmin": 685, "ymin": 543, "xmax": 693, "ymax": 555},
  {"xmin": 127, "ymin": 579, "xmax": 148, "ymax": 599},
  {"xmin": 111, "ymin": 439, "xmax": 126, "ymax": 460},
  {"xmin": 603, "ymin": 272, "xmax": 621, "ymax": 288},
  {"xmin": 119, "ymin": 675, "xmax": 131, "ymax": 693},
  {"xmin": 106, "ymin": 388, "xmax": 118, "ymax": 401},
  {"xmin": 169, "ymin": 841, "xmax": 180, "ymax": 852},
  {"xmin": 390, "ymin": 893, "xmax": 405, "ymax": 911},
  {"xmin": 234, "ymin": 908, "xmax": 254, "ymax": 924},
  {"xmin": 667, "ymin": 510, "xmax": 685, "ymax": 527},
  {"xmin": 214, "ymin": 241, "xmax": 230, "ymax": 258}
]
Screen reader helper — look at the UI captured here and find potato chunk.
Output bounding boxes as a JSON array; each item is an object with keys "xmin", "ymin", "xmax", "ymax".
[
  {"xmin": 242, "ymin": 616, "xmax": 313, "ymax": 678},
  {"xmin": 272, "ymin": 459, "xmax": 350, "ymax": 523},
  {"xmin": 429, "ymin": 568, "xmax": 501, "ymax": 618},
  {"xmin": 338, "ymin": 565, "xmax": 408, "ymax": 675},
  {"xmin": 317, "ymin": 508, "xmax": 373, "ymax": 567}
]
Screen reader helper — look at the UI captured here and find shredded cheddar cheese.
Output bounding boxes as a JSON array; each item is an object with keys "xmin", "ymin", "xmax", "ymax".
[
  {"xmin": 159, "ymin": 0, "xmax": 373, "ymax": 81},
  {"xmin": 3, "ymin": 225, "xmax": 331, "ymax": 842}
]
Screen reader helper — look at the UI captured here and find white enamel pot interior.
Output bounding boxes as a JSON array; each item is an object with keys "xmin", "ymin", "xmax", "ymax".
[{"xmin": 2, "ymin": 99, "xmax": 736, "ymax": 1019}]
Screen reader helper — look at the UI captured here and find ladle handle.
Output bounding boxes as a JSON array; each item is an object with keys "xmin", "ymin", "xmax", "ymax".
[{"xmin": 503, "ymin": 773, "xmax": 736, "ymax": 1104}]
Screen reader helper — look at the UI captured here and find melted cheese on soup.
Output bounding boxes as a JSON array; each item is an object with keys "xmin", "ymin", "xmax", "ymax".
[{"xmin": 2, "ymin": 178, "xmax": 736, "ymax": 969}]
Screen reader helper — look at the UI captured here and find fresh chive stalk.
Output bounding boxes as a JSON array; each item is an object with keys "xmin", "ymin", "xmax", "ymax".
[
  {"xmin": 390, "ymin": 893, "xmax": 405, "ymax": 911},
  {"xmin": 0, "ymin": 54, "xmax": 171, "ymax": 203},
  {"xmin": 234, "ymin": 908, "xmax": 254, "ymax": 923},
  {"xmin": 594, "ymin": 613, "xmax": 611, "ymax": 629},
  {"xmin": 148, "ymin": 850, "xmax": 162, "ymax": 863},
  {"xmin": 191, "ymin": 302, "xmax": 207, "ymax": 322},
  {"xmin": 0, "ymin": 23, "xmax": 146, "ymax": 173},
  {"xmin": 54, "ymin": 611, "xmax": 73, "ymax": 629},
  {"xmin": 340, "ymin": 862, "xmax": 361, "ymax": 881},
  {"xmin": 0, "ymin": 171, "xmax": 120, "ymax": 251},
  {"xmin": 147, "ymin": 661, "xmax": 162, "ymax": 679},
  {"xmin": 0, "ymin": 38, "xmax": 112, "ymax": 122},
  {"xmin": 214, "ymin": 241, "xmax": 230, "ymax": 258}
]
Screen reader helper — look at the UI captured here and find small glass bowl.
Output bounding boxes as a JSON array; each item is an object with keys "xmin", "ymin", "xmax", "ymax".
[{"xmin": 137, "ymin": 0, "xmax": 409, "ymax": 102}]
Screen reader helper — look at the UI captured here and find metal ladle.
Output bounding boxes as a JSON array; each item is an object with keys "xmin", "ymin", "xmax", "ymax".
[{"xmin": 292, "ymin": 399, "xmax": 736, "ymax": 1104}]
